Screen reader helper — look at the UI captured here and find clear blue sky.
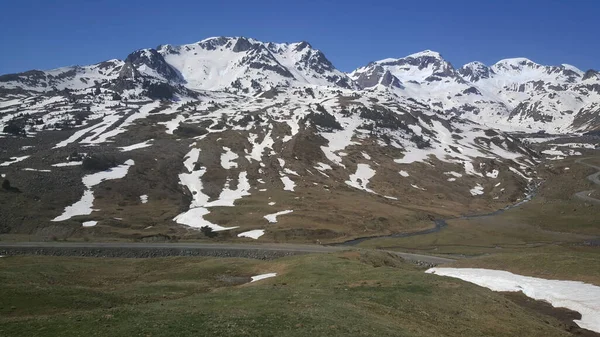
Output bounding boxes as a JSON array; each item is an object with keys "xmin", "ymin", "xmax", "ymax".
[{"xmin": 1, "ymin": 0, "xmax": 598, "ymax": 74}]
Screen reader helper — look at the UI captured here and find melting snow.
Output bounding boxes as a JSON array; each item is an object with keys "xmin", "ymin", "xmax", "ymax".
[
  {"xmin": 319, "ymin": 114, "xmax": 361, "ymax": 167},
  {"xmin": 247, "ymin": 130, "xmax": 274, "ymax": 162},
  {"xmin": 411, "ymin": 184, "xmax": 426, "ymax": 191},
  {"xmin": 52, "ymin": 161, "xmax": 82, "ymax": 167},
  {"xmin": 509, "ymin": 167, "xmax": 532, "ymax": 182},
  {"xmin": 426, "ymin": 268, "xmax": 600, "ymax": 333},
  {"xmin": 280, "ymin": 176, "xmax": 296, "ymax": 191},
  {"xmin": 0, "ymin": 155, "xmax": 30, "ymax": 167},
  {"xmin": 140, "ymin": 195, "xmax": 148, "ymax": 204},
  {"xmin": 23, "ymin": 168, "xmax": 51, "ymax": 172},
  {"xmin": 160, "ymin": 114, "xmax": 185, "ymax": 134},
  {"xmin": 486, "ymin": 169, "xmax": 499, "ymax": 178},
  {"xmin": 238, "ymin": 230, "xmax": 265, "ymax": 239},
  {"xmin": 250, "ymin": 273, "xmax": 277, "ymax": 282},
  {"xmin": 119, "ymin": 140, "xmax": 153, "ymax": 152},
  {"xmin": 314, "ymin": 162, "xmax": 332, "ymax": 171},
  {"xmin": 264, "ymin": 210, "xmax": 293, "ymax": 223},
  {"xmin": 82, "ymin": 221, "xmax": 97, "ymax": 227},
  {"xmin": 399, "ymin": 170, "xmax": 410, "ymax": 177},
  {"xmin": 345, "ymin": 164, "xmax": 376, "ymax": 193},
  {"xmin": 173, "ymin": 148, "xmax": 245, "ymax": 231},
  {"xmin": 205, "ymin": 172, "xmax": 251, "ymax": 207},
  {"xmin": 53, "ymin": 160, "xmax": 135, "ymax": 221},
  {"xmin": 283, "ymin": 168, "xmax": 299, "ymax": 176},
  {"xmin": 221, "ymin": 147, "xmax": 238, "ymax": 169},
  {"xmin": 470, "ymin": 184, "xmax": 484, "ymax": 196}
]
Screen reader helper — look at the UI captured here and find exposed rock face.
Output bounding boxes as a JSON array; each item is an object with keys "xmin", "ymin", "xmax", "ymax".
[{"xmin": 124, "ymin": 49, "xmax": 182, "ymax": 82}]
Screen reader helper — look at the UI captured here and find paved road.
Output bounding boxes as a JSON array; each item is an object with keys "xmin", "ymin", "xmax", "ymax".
[
  {"xmin": 0, "ymin": 241, "xmax": 456, "ymax": 265},
  {"xmin": 574, "ymin": 158, "xmax": 600, "ymax": 205}
]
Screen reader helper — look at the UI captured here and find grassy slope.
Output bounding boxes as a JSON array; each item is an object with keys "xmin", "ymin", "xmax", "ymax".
[
  {"xmin": 448, "ymin": 248, "xmax": 600, "ymax": 286},
  {"xmin": 0, "ymin": 252, "xmax": 571, "ymax": 337}
]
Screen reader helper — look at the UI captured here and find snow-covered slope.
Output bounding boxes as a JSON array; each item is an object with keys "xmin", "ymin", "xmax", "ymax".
[
  {"xmin": 351, "ymin": 52, "xmax": 600, "ymax": 132},
  {"xmin": 155, "ymin": 37, "xmax": 353, "ymax": 93},
  {"xmin": 0, "ymin": 37, "xmax": 598, "ymax": 134}
]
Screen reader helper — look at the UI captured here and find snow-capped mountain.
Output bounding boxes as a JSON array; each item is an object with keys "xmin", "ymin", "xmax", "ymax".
[
  {"xmin": 0, "ymin": 37, "xmax": 353, "ymax": 95},
  {"xmin": 1, "ymin": 36, "xmax": 596, "ymax": 242},
  {"xmin": 155, "ymin": 37, "xmax": 354, "ymax": 92},
  {"xmin": 350, "ymin": 52, "xmax": 600, "ymax": 132}
]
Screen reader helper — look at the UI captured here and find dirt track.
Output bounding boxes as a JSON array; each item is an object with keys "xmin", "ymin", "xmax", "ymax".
[{"xmin": 574, "ymin": 158, "xmax": 600, "ymax": 205}]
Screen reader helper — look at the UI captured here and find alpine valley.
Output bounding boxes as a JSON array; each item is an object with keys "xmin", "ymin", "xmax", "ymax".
[{"xmin": 0, "ymin": 36, "xmax": 598, "ymax": 242}]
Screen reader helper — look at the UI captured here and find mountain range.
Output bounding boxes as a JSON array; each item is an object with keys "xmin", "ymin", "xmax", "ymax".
[
  {"xmin": 2, "ymin": 36, "xmax": 599, "ymax": 133},
  {"xmin": 0, "ymin": 36, "xmax": 597, "ymax": 241}
]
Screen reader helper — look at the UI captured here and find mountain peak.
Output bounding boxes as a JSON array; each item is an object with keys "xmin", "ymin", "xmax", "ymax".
[
  {"xmin": 459, "ymin": 61, "xmax": 494, "ymax": 82},
  {"xmin": 406, "ymin": 50, "xmax": 443, "ymax": 59},
  {"xmin": 492, "ymin": 57, "xmax": 540, "ymax": 73}
]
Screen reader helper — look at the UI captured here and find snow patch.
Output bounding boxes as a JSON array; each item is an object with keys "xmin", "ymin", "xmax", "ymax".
[
  {"xmin": 52, "ymin": 161, "xmax": 82, "ymax": 167},
  {"xmin": 470, "ymin": 184, "xmax": 484, "ymax": 196},
  {"xmin": 119, "ymin": 140, "xmax": 153, "ymax": 152},
  {"xmin": 82, "ymin": 221, "xmax": 97, "ymax": 227},
  {"xmin": 221, "ymin": 147, "xmax": 238, "ymax": 169},
  {"xmin": 250, "ymin": 273, "xmax": 277, "ymax": 282},
  {"xmin": 0, "ymin": 155, "xmax": 30, "ymax": 167},
  {"xmin": 264, "ymin": 210, "xmax": 293, "ymax": 223},
  {"xmin": 426, "ymin": 268, "xmax": 600, "ymax": 333},
  {"xmin": 280, "ymin": 176, "xmax": 296, "ymax": 191},
  {"xmin": 486, "ymin": 169, "xmax": 499, "ymax": 178},
  {"xmin": 23, "ymin": 168, "xmax": 51, "ymax": 172},
  {"xmin": 53, "ymin": 160, "xmax": 135, "ymax": 221},
  {"xmin": 345, "ymin": 164, "xmax": 376, "ymax": 193},
  {"xmin": 238, "ymin": 230, "xmax": 265, "ymax": 239}
]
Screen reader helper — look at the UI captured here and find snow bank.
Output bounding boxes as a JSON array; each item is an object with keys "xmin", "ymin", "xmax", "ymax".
[
  {"xmin": 399, "ymin": 170, "xmax": 410, "ymax": 177},
  {"xmin": 426, "ymin": 268, "xmax": 600, "ymax": 333},
  {"xmin": 237, "ymin": 229, "xmax": 265, "ymax": 239}
]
